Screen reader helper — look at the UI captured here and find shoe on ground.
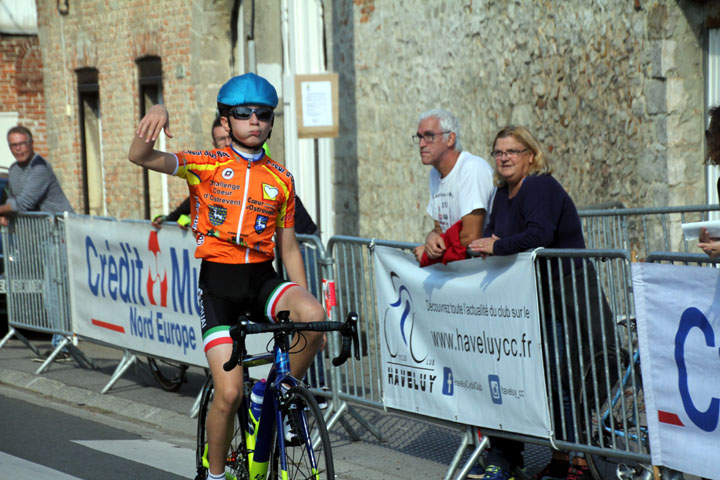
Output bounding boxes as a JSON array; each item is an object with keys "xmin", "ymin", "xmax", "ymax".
[
  {"xmin": 314, "ymin": 395, "xmax": 328, "ymax": 409},
  {"xmin": 466, "ymin": 464, "xmax": 485, "ymax": 479},
  {"xmin": 32, "ymin": 350, "xmax": 72, "ymax": 363},
  {"xmin": 534, "ymin": 459, "xmax": 569, "ymax": 480},
  {"xmin": 566, "ymin": 463, "xmax": 591, "ymax": 480},
  {"xmin": 480, "ymin": 464, "xmax": 514, "ymax": 480}
]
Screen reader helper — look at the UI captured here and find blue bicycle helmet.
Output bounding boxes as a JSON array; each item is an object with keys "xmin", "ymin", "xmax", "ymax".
[{"xmin": 217, "ymin": 73, "xmax": 278, "ymax": 110}]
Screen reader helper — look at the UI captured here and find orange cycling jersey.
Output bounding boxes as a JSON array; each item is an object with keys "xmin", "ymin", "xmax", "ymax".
[{"xmin": 174, "ymin": 147, "xmax": 295, "ymax": 264}]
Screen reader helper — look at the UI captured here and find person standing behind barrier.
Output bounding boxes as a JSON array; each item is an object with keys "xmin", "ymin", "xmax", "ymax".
[
  {"xmin": 2, "ymin": 126, "xmax": 74, "ymax": 361},
  {"xmin": 152, "ymin": 118, "xmax": 231, "ymax": 229},
  {"xmin": 698, "ymin": 105, "xmax": 720, "ymax": 256},
  {"xmin": 469, "ymin": 126, "xmax": 614, "ymax": 480},
  {"xmin": 128, "ymin": 72, "xmax": 325, "ymax": 480},
  {"xmin": 412, "ymin": 109, "xmax": 495, "ymax": 266},
  {"xmin": 1, "ymin": 126, "xmax": 73, "ymax": 219}
]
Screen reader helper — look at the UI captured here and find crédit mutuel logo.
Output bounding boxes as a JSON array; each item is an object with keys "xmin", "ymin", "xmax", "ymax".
[
  {"xmin": 146, "ymin": 230, "xmax": 168, "ymax": 307},
  {"xmin": 383, "ymin": 272, "xmax": 437, "ymax": 394}
]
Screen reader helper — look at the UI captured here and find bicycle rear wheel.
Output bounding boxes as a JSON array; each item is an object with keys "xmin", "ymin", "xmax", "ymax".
[
  {"xmin": 195, "ymin": 376, "xmax": 250, "ymax": 480},
  {"xmin": 580, "ymin": 352, "xmax": 648, "ymax": 480},
  {"xmin": 269, "ymin": 385, "xmax": 334, "ymax": 480},
  {"xmin": 147, "ymin": 356, "xmax": 188, "ymax": 392}
]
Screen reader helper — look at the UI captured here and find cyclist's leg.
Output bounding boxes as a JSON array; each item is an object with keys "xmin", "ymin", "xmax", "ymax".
[
  {"xmin": 199, "ymin": 260, "xmax": 254, "ymax": 478},
  {"xmin": 205, "ymin": 344, "xmax": 244, "ymax": 476},
  {"xmin": 273, "ymin": 286, "xmax": 325, "ymax": 379}
]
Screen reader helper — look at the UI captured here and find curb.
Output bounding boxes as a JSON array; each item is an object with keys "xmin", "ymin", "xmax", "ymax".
[{"xmin": 0, "ymin": 367, "xmax": 196, "ymax": 436}]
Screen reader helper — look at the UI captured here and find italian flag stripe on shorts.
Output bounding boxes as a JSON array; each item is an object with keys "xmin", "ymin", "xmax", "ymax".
[
  {"xmin": 264, "ymin": 282, "xmax": 296, "ymax": 321},
  {"xmin": 203, "ymin": 325, "xmax": 232, "ymax": 352}
]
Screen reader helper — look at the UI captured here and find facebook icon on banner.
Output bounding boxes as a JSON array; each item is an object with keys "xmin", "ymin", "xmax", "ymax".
[
  {"xmin": 442, "ymin": 367, "xmax": 454, "ymax": 396},
  {"xmin": 489, "ymin": 375, "xmax": 502, "ymax": 405}
]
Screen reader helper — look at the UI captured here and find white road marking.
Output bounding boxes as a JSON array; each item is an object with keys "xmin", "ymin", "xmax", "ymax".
[
  {"xmin": 0, "ymin": 451, "xmax": 84, "ymax": 479},
  {"xmin": 72, "ymin": 439, "xmax": 195, "ymax": 478}
]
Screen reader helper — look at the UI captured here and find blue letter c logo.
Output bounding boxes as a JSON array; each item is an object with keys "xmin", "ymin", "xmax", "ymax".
[{"xmin": 675, "ymin": 307, "xmax": 719, "ymax": 432}]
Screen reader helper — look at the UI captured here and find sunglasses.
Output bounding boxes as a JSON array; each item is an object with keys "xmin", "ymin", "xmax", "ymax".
[{"xmin": 229, "ymin": 106, "xmax": 274, "ymax": 122}]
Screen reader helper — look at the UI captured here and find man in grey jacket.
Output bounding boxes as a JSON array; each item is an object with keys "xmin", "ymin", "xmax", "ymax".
[
  {"xmin": 1, "ymin": 126, "xmax": 73, "ymax": 219},
  {"xmin": 2, "ymin": 125, "xmax": 74, "ymax": 361}
]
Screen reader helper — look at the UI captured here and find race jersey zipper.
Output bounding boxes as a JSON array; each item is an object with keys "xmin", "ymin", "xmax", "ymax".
[{"xmin": 236, "ymin": 159, "xmax": 252, "ymax": 263}]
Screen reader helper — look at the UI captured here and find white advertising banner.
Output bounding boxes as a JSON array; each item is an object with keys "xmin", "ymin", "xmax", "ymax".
[
  {"xmin": 373, "ymin": 246, "xmax": 551, "ymax": 438},
  {"xmin": 632, "ymin": 263, "xmax": 720, "ymax": 479},
  {"xmin": 65, "ymin": 215, "xmax": 269, "ymax": 370}
]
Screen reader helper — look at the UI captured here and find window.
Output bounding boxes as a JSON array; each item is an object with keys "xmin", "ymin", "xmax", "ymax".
[
  {"xmin": 77, "ymin": 68, "xmax": 104, "ymax": 216},
  {"xmin": 137, "ymin": 57, "xmax": 166, "ymax": 220}
]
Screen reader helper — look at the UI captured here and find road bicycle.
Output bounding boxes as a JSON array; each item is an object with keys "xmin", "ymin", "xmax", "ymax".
[
  {"xmin": 581, "ymin": 347, "xmax": 647, "ymax": 479},
  {"xmin": 194, "ymin": 310, "xmax": 359, "ymax": 480},
  {"xmin": 578, "ymin": 317, "xmax": 667, "ymax": 480}
]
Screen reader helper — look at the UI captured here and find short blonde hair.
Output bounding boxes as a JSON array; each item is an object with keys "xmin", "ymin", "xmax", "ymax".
[{"xmin": 491, "ymin": 125, "xmax": 551, "ymax": 187}]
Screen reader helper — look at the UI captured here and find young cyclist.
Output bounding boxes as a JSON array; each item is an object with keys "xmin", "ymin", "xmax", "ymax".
[{"xmin": 128, "ymin": 73, "xmax": 326, "ymax": 480}]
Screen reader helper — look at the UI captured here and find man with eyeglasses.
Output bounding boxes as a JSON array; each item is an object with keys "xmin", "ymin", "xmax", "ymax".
[
  {"xmin": 152, "ymin": 118, "xmax": 232, "ymax": 229},
  {"xmin": 1, "ymin": 126, "xmax": 74, "ymax": 221},
  {"xmin": 2, "ymin": 125, "xmax": 75, "ymax": 360},
  {"xmin": 412, "ymin": 109, "xmax": 495, "ymax": 265}
]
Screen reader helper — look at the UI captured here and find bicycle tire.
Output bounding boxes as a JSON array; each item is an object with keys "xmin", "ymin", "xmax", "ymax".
[
  {"xmin": 195, "ymin": 376, "xmax": 251, "ymax": 480},
  {"xmin": 268, "ymin": 385, "xmax": 334, "ymax": 480},
  {"xmin": 147, "ymin": 357, "xmax": 188, "ymax": 392},
  {"xmin": 579, "ymin": 351, "xmax": 648, "ymax": 480}
]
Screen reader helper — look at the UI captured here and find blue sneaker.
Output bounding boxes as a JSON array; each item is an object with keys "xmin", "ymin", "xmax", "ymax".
[{"xmin": 481, "ymin": 465, "xmax": 514, "ymax": 480}]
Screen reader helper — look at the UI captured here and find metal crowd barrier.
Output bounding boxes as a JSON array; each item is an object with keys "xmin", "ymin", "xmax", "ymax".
[
  {"xmin": 645, "ymin": 251, "xmax": 720, "ymax": 266},
  {"xmin": 0, "ymin": 213, "xmax": 91, "ymax": 373},
  {"xmin": 325, "ymin": 237, "xmax": 653, "ymax": 479},
  {"xmin": 4, "ymin": 212, "xmax": 717, "ymax": 479},
  {"xmin": 532, "ymin": 250, "xmax": 650, "ymax": 474},
  {"xmin": 579, "ymin": 204, "xmax": 720, "ymax": 259}
]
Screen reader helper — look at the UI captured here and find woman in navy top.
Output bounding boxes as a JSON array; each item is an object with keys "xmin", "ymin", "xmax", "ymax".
[
  {"xmin": 467, "ymin": 126, "xmax": 614, "ymax": 480},
  {"xmin": 468, "ymin": 125, "xmax": 584, "ymax": 257}
]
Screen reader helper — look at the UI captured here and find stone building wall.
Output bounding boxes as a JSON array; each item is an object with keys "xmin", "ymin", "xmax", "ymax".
[
  {"xmin": 0, "ymin": 34, "xmax": 47, "ymax": 156},
  {"xmin": 35, "ymin": 0, "xmax": 236, "ymax": 218},
  {"xmin": 326, "ymin": 0, "xmax": 720, "ymax": 242}
]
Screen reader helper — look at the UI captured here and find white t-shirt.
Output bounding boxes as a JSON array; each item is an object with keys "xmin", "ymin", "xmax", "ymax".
[{"xmin": 426, "ymin": 151, "xmax": 495, "ymax": 232}]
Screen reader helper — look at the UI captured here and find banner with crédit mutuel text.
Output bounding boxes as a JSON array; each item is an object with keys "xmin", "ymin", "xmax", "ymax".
[
  {"xmin": 373, "ymin": 246, "xmax": 551, "ymax": 438},
  {"xmin": 64, "ymin": 214, "xmax": 269, "ymax": 369}
]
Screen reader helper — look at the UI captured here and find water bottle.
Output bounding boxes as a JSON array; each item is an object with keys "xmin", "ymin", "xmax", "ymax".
[
  {"xmin": 248, "ymin": 379, "xmax": 266, "ymax": 435},
  {"xmin": 247, "ymin": 379, "xmax": 267, "ymax": 476}
]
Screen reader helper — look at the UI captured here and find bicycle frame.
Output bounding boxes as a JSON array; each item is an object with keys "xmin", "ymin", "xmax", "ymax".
[
  {"xmin": 242, "ymin": 316, "xmax": 339, "ymax": 479},
  {"xmin": 245, "ymin": 344, "xmax": 306, "ymax": 479},
  {"xmin": 196, "ymin": 310, "xmax": 359, "ymax": 480}
]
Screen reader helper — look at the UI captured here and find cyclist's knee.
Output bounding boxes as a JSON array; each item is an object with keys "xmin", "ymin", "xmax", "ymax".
[
  {"xmin": 286, "ymin": 292, "xmax": 324, "ymax": 323},
  {"xmin": 213, "ymin": 383, "xmax": 243, "ymax": 411},
  {"xmin": 304, "ymin": 298, "xmax": 326, "ymax": 322}
]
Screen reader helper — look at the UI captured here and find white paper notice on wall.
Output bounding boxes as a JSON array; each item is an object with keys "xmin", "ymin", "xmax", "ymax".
[
  {"xmin": 301, "ymin": 80, "xmax": 333, "ymax": 127},
  {"xmin": 681, "ymin": 220, "xmax": 720, "ymax": 240}
]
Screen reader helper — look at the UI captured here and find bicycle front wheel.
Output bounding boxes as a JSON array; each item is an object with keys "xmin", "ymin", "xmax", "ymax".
[
  {"xmin": 269, "ymin": 386, "xmax": 334, "ymax": 480},
  {"xmin": 195, "ymin": 376, "xmax": 250, "ymax": 480}
]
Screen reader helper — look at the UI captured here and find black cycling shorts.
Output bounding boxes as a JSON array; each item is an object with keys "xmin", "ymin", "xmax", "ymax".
[{"xmin": 198, "ymin": 260, "xmax": 297, "ymax": 353}]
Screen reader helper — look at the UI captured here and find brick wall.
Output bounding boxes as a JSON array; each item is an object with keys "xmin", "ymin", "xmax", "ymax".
[
  {"xmin": 36, "ymin": 0, "xmax": 234, "ymax": 218},
  {"xmin": 0, "ymin": 34, "xmax": 47, "ymax": 155}
]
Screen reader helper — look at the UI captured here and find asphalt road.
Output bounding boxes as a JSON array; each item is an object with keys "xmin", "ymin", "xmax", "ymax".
[
  {"xmin": 0, "ymin": 334, "xmax": 461, "ymax": 479},
  {"xmin": 0, "ymin": 385, "xmax": 192, "ymax": 479}
]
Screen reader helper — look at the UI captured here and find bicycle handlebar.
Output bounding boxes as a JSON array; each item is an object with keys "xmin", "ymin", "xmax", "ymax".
[{"xmin": 222, "ymin": 311, "xmax": 360, "ymax": 372}]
